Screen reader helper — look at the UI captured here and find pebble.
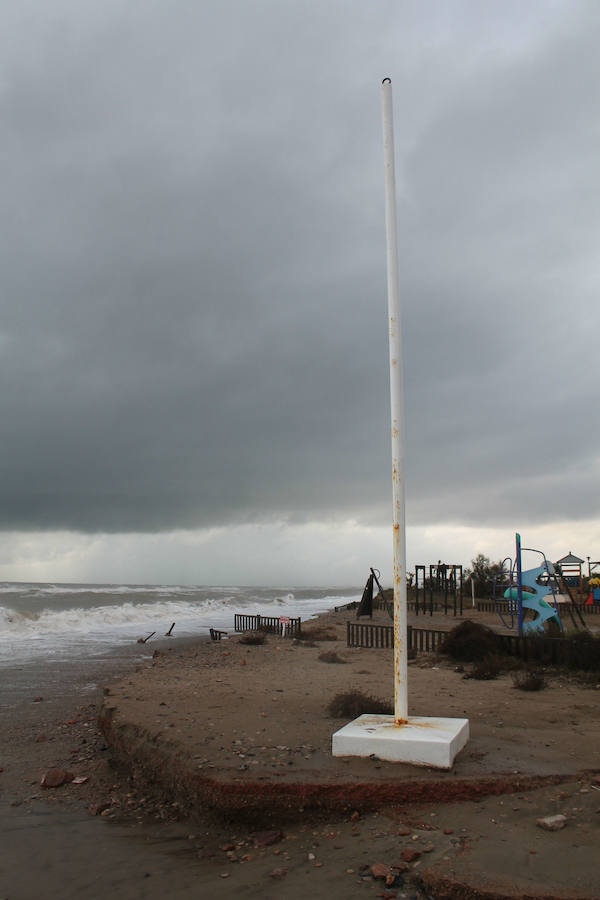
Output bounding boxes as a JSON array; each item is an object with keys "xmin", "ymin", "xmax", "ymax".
[
  {"xmin": 252, "ymin": 829, "xmax": 283, "ymax": 848},
  {"xmin": 370, "ymin": 862, "xmax": 391, "ymax": 879},
  {"xmin": 536, "ymin": 814, "xmax": 567, "ymax": 831},
  {"xmin": 41, "ymin": 769, "xmax": 73, "ymax": 789},
  {"xmin": 269, "ymin": 867, "xmax": 288, "ymax": 879}
]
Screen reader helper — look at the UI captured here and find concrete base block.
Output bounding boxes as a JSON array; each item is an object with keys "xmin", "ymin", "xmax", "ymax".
[{"xmin": 332, "ymin": 714, "xmax": 470, "ymax": 769}]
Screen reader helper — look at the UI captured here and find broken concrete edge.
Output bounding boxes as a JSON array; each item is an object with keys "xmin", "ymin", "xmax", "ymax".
[
  {"xmin": 415, "ymin": 869, "xmax": 596, "ymax": 900},
  {"xmin": 98, "ymin": 705, "xmax": 594, "ymax": 817}
]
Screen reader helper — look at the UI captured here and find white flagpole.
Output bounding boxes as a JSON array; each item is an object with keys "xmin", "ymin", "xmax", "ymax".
[
  {"xmin": 381, "ymin": 77, "xmax": 408, "ymax": 725},
  {"xmin": 332, "ymin": 80, "xmax": 469, "ymax": 768}
]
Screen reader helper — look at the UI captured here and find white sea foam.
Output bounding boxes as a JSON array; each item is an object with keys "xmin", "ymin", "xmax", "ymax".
[{"xmin": 0, "ymin": 583, "xmax": 359, "ymax": 665}]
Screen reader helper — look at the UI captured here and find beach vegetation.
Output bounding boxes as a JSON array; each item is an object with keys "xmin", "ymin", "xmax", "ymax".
[
  {"xmin": 239, "ymin": 631, "xmax": 267, "ymax": 645},
  {"xmin": 512, "ymin": 668, "xmax": 547, "ymax": 691},
  {"xmin": 438, "ymin": 620, "xmax": 502, "ymax": 662},
  {"xmin": 464, "ymin": 653, "xmax": 507, "ymax": 680},
  {"xmin": 318, "ymin": 650, "xmax": 347, "ymax": 664},
  {"xmin": 327, "ymin": 690, "xmax": 393, "ymax": 718},
  {"xmin": 300, "ymin": 625, "xmax": 338, "ymax": 642},
  {"xmin": 560, "ymin": 630, "xmax": 600, "ymax": 671}
]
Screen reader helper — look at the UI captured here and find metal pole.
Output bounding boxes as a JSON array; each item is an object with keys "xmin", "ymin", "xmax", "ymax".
[
  {"xmin": 516, "ymin": 533, "xmax": 523, "ymax": 636},
  {"xmin": 381, "ymin": 77, "xmax": 407, "ymax": 725}
]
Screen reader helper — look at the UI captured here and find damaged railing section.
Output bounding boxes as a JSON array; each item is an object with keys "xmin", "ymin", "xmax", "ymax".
[{"xmin": 234, "ymin": 613, "xmax": 301, "ymax": 637}]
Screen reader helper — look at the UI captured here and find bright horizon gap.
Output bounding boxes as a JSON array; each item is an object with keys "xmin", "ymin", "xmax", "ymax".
[{"xmin": 0, "ymin": 520, "xmax": 597, "ymax": 586}]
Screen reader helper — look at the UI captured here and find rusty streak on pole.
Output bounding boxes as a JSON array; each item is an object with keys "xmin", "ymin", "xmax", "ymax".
[{"xmin": 382, "ymin": 77, "xmax": 408, "ymax": 725}]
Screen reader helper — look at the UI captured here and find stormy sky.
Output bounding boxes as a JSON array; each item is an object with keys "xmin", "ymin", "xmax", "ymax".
[{"xmin": 1, "ymin": 0, "xmax": 599, "ymax": 585}]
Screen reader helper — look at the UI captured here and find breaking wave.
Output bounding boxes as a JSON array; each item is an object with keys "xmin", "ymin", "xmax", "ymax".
[{"xmin": 0, "ymin": 584, "xmax": 359, "ymax": 664}]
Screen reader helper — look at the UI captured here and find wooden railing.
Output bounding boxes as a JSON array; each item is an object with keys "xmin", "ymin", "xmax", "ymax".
[
  {"xmin": 346, "ymin": 621, "xmax": 447, "ymax": 653},
  {"xmin": 233, "ymin": 613, "xmax": 301, "ymax": 637},
  {"xmin": 346, "ymin": 621, "xmax": 394, "ymax": 649},
  {"xmin": 476, "ymin": 600, "xmax": 600, "ymax": 616}
]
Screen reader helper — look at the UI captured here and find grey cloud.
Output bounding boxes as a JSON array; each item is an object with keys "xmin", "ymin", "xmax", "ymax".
[{"xmin": 0, "ymin": 0, "xmax": 598, "ymax": 534}]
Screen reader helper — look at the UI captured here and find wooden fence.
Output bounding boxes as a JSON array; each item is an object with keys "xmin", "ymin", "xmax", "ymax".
[
  {"xmin": 346, "ymin": 620, "xmax": 600, "ymax": 667},
  {"xmin": 476, "ymin": 600, "xmax": 600, "ymax": 616},
  {"xmin": 492, "ymin": 632, "xmax": 600, "ymax": 667},
  {"xmin": 346, "ymin": 621, "xmax": 447, "ymax": 653},
  {"xmin": 233, "ymin": 613, "xmax": 301, "ymax": 637}
]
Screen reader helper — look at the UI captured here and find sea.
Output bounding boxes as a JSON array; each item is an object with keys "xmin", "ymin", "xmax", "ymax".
[{"xmin": 0, "ymin": 582, "xmax": 360, "ymax": 668}]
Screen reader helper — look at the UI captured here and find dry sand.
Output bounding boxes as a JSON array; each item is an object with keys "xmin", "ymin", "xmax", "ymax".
[{"xmin": 2, "ymin": 607, "xmax": 600, "ymax": 899}]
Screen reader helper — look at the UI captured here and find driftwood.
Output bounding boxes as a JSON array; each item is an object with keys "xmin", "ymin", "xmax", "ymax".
[
  {"xmin": 210, "ymin": 627, "xmax": 228, "ymax": 641},
  {"xmin": 165, "ymin": 622, "xmax": 175, "ymax": 637},
  {"xmin": 137, "ymin": 631, "xmax": 156, "ymax": 644}
]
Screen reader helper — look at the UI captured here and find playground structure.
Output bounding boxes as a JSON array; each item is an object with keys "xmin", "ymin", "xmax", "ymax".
[
  {"xmin": 414, "ymin": 563, "xmax": 463, "ymax": 616},
  {"xmin": 494, "ymin": 533, "xmax": 586, "ymax": 635},
  {"xmin": 555, "ymin": 552, "xmax": 585, "ymax": 603}
]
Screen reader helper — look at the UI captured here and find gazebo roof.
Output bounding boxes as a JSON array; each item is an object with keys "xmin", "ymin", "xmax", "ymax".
[{"xmin": 556, "ymin": 552, "xmax": 584, "ymax": 565}]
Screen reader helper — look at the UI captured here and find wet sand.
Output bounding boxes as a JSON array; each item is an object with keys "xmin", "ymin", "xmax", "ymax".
[
  {"xmin": 0, "ymin": 636, "xmax": 224, "ymax": 900},
  {"xmin": 2, "ymin": 609, "xmax": 600, "ymax": 898}
]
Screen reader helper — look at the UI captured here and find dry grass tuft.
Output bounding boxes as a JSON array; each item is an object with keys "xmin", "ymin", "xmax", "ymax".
[
  {"xmin": 464, "ymin": 654, "xmax": 506, "ymax": 680},
  {"xmin": 239, "ymin": 631, "xmax": 267, "ymax": 645},
  {"xmin": 318, "ymin": 650, "xmax": 347, "ymax": 664},
  {"xmin": 300, "ymin": 625, "xmax": 338, "ymax": 642},
  {"xmin": 327, "ymin": 690, "xmax": 393, "ymax": 718},
  {"xmin": 512, "ymin": 668, "xmax": 547, "ymax": 691}
]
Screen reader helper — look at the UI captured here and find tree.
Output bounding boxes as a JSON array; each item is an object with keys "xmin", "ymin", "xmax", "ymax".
[{"xmin": 468, "ymin": 553, "xmax": 506, "ymax": 598}]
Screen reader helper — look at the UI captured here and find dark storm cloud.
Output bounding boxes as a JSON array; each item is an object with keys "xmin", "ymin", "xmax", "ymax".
[
  {"xmin": 399, "ymin": 5, "xmax": 600, "ymax": 528},
  {"xmin": 0, "ymin": 0, "xmax": 598, "ymax": 533}
]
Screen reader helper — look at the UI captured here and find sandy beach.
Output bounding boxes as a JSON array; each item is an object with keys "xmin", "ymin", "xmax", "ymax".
[{"xmin": 2, "ymin": 606, "xmax": 600, "ymax": 899}]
